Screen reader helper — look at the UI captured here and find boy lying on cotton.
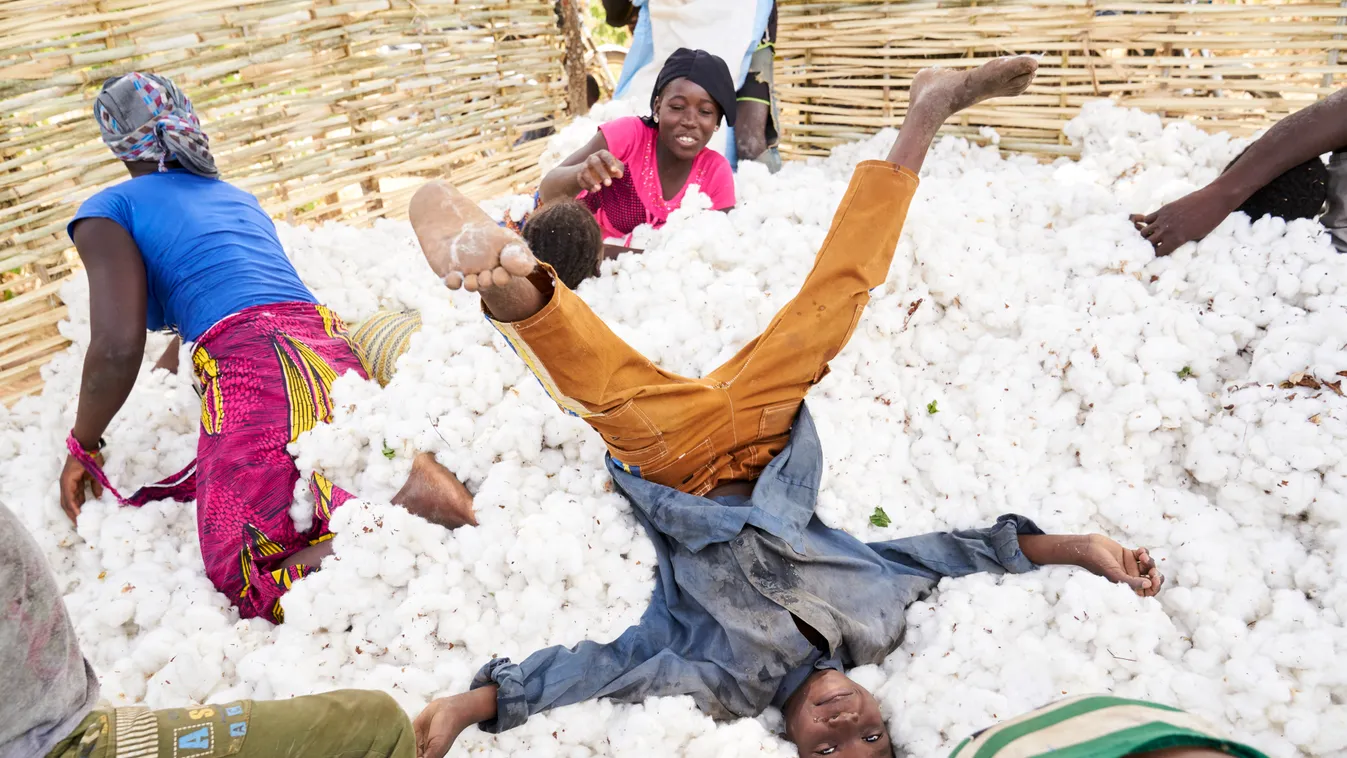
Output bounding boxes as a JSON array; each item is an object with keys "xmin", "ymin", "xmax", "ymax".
[{"xmin": 408, "ymin": 57, "xmax": 1165, "ymax": 758}]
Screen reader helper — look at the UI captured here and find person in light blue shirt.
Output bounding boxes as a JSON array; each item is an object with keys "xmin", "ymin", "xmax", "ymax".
[{"xmin": 57, "ymin": 72, "xmax": 476, "ymax": 623}]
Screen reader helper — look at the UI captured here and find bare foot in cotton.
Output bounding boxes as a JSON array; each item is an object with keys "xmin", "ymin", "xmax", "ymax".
[
  {"xmin": 392, "ymin": 452, "xmax": 478, "ymax": 528},
  {"xmin": 409, "ymin": 180, "xmax": 537, "ymax": 291},
  {"xmin": 909, "ymin": 55, "xmax": 1038, "ymax": 119}
]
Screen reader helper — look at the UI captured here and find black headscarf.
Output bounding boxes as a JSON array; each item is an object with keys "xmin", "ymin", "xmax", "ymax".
[{"xmin": 644, "ymin": 48, "xmax": 737, "ymax": 128}]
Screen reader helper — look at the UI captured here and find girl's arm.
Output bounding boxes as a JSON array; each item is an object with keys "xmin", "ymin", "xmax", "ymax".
[
  {"xmin": 602, "ymin": 243, "xmax": 642, "ymax": 259},
  {"xmin": 539, "ymin": 131, "xmax": 624, "ymax": 203}
]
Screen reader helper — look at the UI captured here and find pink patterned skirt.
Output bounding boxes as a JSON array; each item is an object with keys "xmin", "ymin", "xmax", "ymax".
[
  {"xmin": 190, "ymin": 302, "xmax": 368, "ymax": 622},
  {"xmin": 72, "ymin": 302, "xmax": 369, "ymax": 622}
]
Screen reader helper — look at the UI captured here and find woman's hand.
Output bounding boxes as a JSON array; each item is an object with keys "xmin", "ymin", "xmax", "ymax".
[
  {"xmin": 58, "ymin": 452, "xmax": 103, "ymax": 523},
  {"xmin": 574, "ymin": 150, "xmax": 625, "ymax": 193}
]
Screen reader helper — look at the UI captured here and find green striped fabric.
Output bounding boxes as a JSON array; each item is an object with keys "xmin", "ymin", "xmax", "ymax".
[
  {"xmin": 948, "ymin": 695, "xmax": 1269, "ymax": 758},
  {"xmin": 349, "ymin": 309, "xmax": 423, "ymax": 387}
]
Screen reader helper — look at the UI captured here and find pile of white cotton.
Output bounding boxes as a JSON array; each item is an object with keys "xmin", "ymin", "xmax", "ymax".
[{"xmin": 2, "ymin": 100, "xmax": 1344, "ymax": 757}]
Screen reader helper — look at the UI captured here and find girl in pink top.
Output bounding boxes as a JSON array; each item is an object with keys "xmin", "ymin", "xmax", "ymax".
[{"xmin": 539, "ymin": 48, "xmax": 738, "ymax": 249}]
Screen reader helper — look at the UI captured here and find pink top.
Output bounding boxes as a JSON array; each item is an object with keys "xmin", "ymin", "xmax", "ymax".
[{"xmin": 579, "ymin": 116, "xmax": 735, "ymax": 242}]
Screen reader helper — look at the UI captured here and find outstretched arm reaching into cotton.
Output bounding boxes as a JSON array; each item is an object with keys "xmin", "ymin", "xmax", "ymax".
[
  {"xmin": 1132, "ymin": 87, "xmax": 1347, "ymax": 256},
  {"xmin": 539, "ymin": 132, "xmax": 627, "ymax": 201},
  {"xmin": 59, "ymin": 218, "xmax": 150, "ymax": 521}
]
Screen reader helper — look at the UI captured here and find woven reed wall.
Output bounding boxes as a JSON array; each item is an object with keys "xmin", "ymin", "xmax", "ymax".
[
  {"xmin": 775, "ymin": 0, "xmax": 1347, "ymax": 158},
  {"xmin": 0, "ymin": 0, "xmax": 568, "ymax": 403}
]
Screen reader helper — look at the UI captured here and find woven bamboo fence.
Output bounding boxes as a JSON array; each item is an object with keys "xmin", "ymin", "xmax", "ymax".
[
  {"xmin": 0, "ymin": 0, "xmax": 572, "ymax": 403},
  {"xmin": 775, "ymin": 0, "xmax": 1347, "ymax": 158}
]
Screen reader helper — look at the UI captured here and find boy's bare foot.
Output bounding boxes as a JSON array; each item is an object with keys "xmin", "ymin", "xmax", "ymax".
[
  {"xmin": 392, "ymin": 452, "xmax": 478, "ymax": 528},
  {"xmin": 410, "ymin": 181, "xmax": 537, "ymax": 292},
  {"xmin": 888, "ymin": 56, "xmax": 1038, "ymax": 171},
  {"xmin": 909, "ymin": 55, "xmax": 1038, "ymax": 120}
]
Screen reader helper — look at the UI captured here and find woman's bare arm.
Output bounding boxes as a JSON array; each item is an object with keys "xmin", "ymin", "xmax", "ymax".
[{"xmin": 70, "ymin": 218, "xmax": 149, "ymax": 449}]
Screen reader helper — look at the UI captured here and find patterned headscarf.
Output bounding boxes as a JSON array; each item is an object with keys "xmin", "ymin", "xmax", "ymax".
[{"xmin": 94, "ymin": 72, "xmax": 218, "ymax": 178}]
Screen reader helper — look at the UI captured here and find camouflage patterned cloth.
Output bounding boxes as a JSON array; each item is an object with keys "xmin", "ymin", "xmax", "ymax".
[{"xmin": 45, "ymin": 691, "xmax": 414, "ymax": 758}]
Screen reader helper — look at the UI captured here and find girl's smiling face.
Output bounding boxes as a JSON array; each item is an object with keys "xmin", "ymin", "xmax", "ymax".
[{"xmin": 654, "ymin": 78, "xmax": 721, "ymax": 160}]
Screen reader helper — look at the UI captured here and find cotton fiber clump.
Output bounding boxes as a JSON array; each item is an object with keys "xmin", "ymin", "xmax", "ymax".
[{"xmin": 2, "ymin": 100, "xmax": 1345, "ymax": 757}]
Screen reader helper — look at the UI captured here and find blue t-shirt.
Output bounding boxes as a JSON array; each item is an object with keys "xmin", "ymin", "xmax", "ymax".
[{"xmin": 68, "ymin": 170, "xmax": 316, "ymax": 342}]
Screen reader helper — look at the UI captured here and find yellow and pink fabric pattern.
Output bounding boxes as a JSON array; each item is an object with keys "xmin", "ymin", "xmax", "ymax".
[{"xmin": 69, "ymin": 302, "xmax": 368, "ymax": 623}]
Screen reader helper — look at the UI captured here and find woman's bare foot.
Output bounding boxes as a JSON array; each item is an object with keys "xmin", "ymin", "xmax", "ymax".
[
  {"xmin": 409, "ymin": 181, "xmax": 537, "ymax": 292},
  {"xmin": 392, "ymin": 452, "xmax": 478, "ymax": 528},
  {"xmin": 909, "ymin": 55, "xmax": 1039, "ymax": 120}
]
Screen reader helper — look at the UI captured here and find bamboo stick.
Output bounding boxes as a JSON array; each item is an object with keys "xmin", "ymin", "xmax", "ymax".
[{"xmin": 0, "ymin": 0, "xmax": 571, "ymax": 399}]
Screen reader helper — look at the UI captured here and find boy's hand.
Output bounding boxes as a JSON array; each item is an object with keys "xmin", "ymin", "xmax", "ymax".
[
  {"xmin": 1076, "ymin": 534, "xmax": 1164, "ymax": 597},
  {"xmin": 413, "ymin": 687, "xmax": 497, "ymax": 758},
  {"xmin": 413, "ymin": 697, "xmax": 468, "ymax": 758}
]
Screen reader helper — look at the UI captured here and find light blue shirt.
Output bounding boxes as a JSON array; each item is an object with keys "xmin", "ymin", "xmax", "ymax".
[{"xmin": 472, "ymin": 404, "xmax": 1044, "ymax": 731}]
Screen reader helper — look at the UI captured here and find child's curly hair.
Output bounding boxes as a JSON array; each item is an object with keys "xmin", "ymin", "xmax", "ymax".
[{"xmin": 521, "ymin": 200, "xmax": 605, "ymax": 290}]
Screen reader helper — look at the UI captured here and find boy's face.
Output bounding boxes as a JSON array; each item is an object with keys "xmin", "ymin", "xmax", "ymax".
[{"xmin": 783, "ymin": 669, "xmax": 892, "ymax": 757}]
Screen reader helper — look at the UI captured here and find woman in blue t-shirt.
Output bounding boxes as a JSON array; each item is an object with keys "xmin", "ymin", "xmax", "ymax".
[{"xmin": 58, "ymin": 72, "xmax": 478, "ymax": 623}]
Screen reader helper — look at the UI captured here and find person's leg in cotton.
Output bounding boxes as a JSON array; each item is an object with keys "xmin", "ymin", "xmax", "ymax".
[
  {"xmin": 407, "ymin": 57, "xmax": 1041, "ymax": 495},
  {"xmin": 1321, "ymin": 149, "xmax": 1347, "ymax": 253},
  {"xmin": 709, "ymin": 55, "xmax": 1042, "ymax": 472},
  {"xmin": 408, "ymin": 178, "xmax": 715, "ymax": 472},
  {"xmin": 45, "ymin": 690, "xmax": 415, "ymax": 758}
]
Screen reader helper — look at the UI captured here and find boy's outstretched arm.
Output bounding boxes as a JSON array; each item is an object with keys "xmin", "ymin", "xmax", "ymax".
[
  {"xmin": 1133, "ymin": 87, "xmax": 1347, "ymax": 255},
  {"xmin": 867, "ymin": 516, "xmax": 1164, "ymax": 598},
  {"xmin": 1019, "ymin": 533, "xmax": 1164, "ymax": 597}
]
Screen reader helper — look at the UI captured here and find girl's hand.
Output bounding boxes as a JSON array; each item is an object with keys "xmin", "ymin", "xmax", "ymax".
[{"xmin": 575, "ymin": 150, "xmax": 625, "ymax": 193}]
